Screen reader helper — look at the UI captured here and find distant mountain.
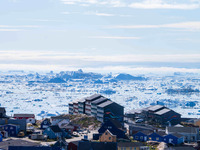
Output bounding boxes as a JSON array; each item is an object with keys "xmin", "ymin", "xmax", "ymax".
[
  {"xmin": 115, "ymin": 73, "xmax": 146, "ymax": 81},
  {"xmin": 58, "ymin": 70, "xmax": 103, "ymax": 80},
  {"xmin": 48, "ymin": 77, "xmax": 66, "ymax": 83}
]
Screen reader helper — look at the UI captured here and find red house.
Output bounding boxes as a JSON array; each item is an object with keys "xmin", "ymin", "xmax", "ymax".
[
  {"xmin": 13, "ymin": 114, "xmax": 35, "ymax": 124},
  {"xmin": 68, "ymin": 141, "xmax": 78, "ymax": 150}
]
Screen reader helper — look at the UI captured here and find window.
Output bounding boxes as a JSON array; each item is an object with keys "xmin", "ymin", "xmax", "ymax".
[
  {"xmin": 156, "ymin": 137, "xmax": 159, "ymax": 140},
  {"xmin": 149, "ymin": 137, "xmax": 152, "ymax": 140},
  {"xmin": 140, "ymin": 136, "xmax": 143, "ymax": 139},
  {"xmin": 109, "ymin": 137, "xmax": 111, "ymax": 140},
  {"xmin": 105, "ymin": 132, "xmax": 108, "ymax": 135},
  {"xmin": 135, "ymin": 136, "xmax": 138, "ymax": 139}
]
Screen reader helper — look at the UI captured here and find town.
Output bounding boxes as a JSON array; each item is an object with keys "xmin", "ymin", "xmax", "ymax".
[{"xmin": 0, "ymin": 94, "xmax": 199, "ymax": 150}]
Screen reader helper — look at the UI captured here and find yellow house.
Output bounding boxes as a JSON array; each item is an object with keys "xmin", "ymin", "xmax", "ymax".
[
  {"xmin": 118, "ymin": 142, "xmax": 146, "ymax": 150},
  {"xmin": 99, "ymin": 129, "xmax": 117, "ymax": 142}
]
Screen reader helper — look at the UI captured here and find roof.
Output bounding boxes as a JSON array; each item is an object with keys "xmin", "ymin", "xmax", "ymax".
[
  {"xmin": 78, "ymin": 141, "xmax": 117, "ymax": 150},
  {"xmin": 140, "ymin": 130, "xmax": 154, "ymax": 135},
  {"xmin": 13, "ymin": 114, "xmax": 35, "ymax": 118},
  {"xmin": 104, "ymin": 129, "xmax": 115, "ymax": 136},
  {"xmin": 85, "ymin": 94, "xmax": 102, "ymax": 101},
  {"xmin": 118, "ymin": 142, "xmax": 145, "ymax": 147},
  {"xmin": 1, "ymin": 124, "xmax": 20, "ymax": 127},
  {"xmin": 171, "ymin": 133, "xmax": 184, "ymax": 138},
  {"xmin": 53, "ymin": 138, "xmax": 68, "ymax": 147},
  {"xmin": 167, "ymin": 127, "xmax": 199, "ymax": 134},
  {"xmin": 0, "ymin": 107, "xmax": 5, "ymax": 113},
  {"xmin": 91, "ymin": 97, "xmax": 109, "ymax": 105},
  {"xmin": 126, "ymin": 108, "xmax": 145, "ymax": 114},
  {"xmin": 109, "ymin": 119, "xmax": 124, "ymax": 129},
  {"xmin": 78, "ymin": 98, "xmax": 86, "ymax": 103},
  {"xmin": 156, "ymin": 131, "xmax": 166, "ymax": 136},
  {"xmin": 148, "ymin": 105, "xmax": 165, "ymax": 112},
  {"xmin": 155, "ymin": 108, "xmax": 171, "ymax": 115},
  {"xmin": 49, "ymin": 125, "xmax": 62, "ymax": 133},
  {"xmin": 97, "ymin": 101, "xmax": 113, "ymax": 108},
  {"xmin": 51, "ymin": 114, "xmax": 69, "ymax": 119}
]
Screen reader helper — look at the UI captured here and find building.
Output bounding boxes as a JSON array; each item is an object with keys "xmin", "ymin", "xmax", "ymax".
[
  {"xmin": 50, "ymin": 115, "xmax": 70, "ymax": 126},
  {"xmin": 117, "ymin": 142, "xmax": 146, "ymax": 150},
  {"xmin": 69, "ymin": 94, "xmax": 124, "ymax": 123},
  {"xmin": 98, "ymin": 119, "xmax": 126, "ymax": 139},
  {"xmin": 166, "ymin": 126, "xmax": 199, "ymax": 142},
  {"xmin": 133, "ymin": 131, "xmax": 184, "ymax": 145},
  {"xmin": 53, "ymin": 138, "xmax": 68, "ymax": 150},
  {"xmin": 128, "ymin": 105, "xmax": 181, "ymax": 126},
  {"xmin": 78, "ymin": 98, "xmax": 86, "ymax": 114},
  {"xmin": 0, "ymin": 107, "xmax": 7, "ymax": 118},
  {"xmin": 97, "ymin": 101, "xmax": 124, "ymax": 123},
  {"xmin": 91, "ymin": 97, "xmax": 109, "ymax": 117},
  {"xmin": 78, "ymin": 141, "xmax": 117, "ymax": 150},
  {"xmin": 133, "ymin": 131, "xmax": 153, "ymax": 142},
  {"xmin": 68, "ymin": 141, "xmax": 78, "ymax": 150},
  {"xmin": 0, "ymin": 124, "xmax": 20, "ymax": 137},
  {"xmin": 40, "ymin": 118, "xmax": 51, "ymax": 130},
  {"xmin": 0, "ymin": 119, "xmax": 26, "ymax": 133},
  {"xmin": 0, "ymin": 133, "xmax": 3, "ymax": 142},
  {"xmin": 85, "ymin": 94, "xmax": 102, "ymax": 116},
  {"xmin": 164, "ymin": 133, "xmax": 184, "ymax": 145},
  {"xmin": 13, "ymin": 114, "xmax": 35, "ymax": 124},
  {"xmin": 153, "ymin": 108, "xmax": 181, "ymax": 126},
  {"xmin": 99, "ymin": 129, "xmax": 117, "ymax": 142},
  {"xmin": 129, "ymin": 124, "xmax": 155, "ymax": 136},
  {"xmin": 69, "ymin": 102, "xmax": 73, "ymax": 115},
  {"xmin": 43, "ymin": 125, "xmax": 63, "ymax": 139},
  {"xmin": 148, "ymin": 132, "xmax": 165, "ymax": 142}
]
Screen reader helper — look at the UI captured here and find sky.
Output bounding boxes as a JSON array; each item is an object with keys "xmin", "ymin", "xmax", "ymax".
[{"xmin": 0, "ymin": 0, "xmax": 200, "ymax": 73}]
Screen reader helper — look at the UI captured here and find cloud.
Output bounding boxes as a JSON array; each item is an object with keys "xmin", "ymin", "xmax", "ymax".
[
  {"xmin": 89, "ymin": 36, "xmax": 141, "ymax": 39},
  {"xmin": 129, "ymin": 0, "xmax": 200, "ymax": 9},
  {"xmin": 0, "ymin": 50, "xmax": 199, "ymax": 63},
  {"xmin": 86, "ymin": 11, "xmax": 115, "ymax": 16},
  {"xmin": 62, "ymin": 11, "xmax": 131, "ymax": 17},
  {"xmin": 60, "ymin": 0, "xmax": 200, "ymax": 9},
  {"xmin": 0, "ymin": 25, "xmax": 40, "ymax": 31},
  {"xmin": 108, "ymin": 21, "xmax": 200, "ymax": 31},
  {"xmin": 0, "ymin": 25, "xmax": 40, "ymax": 28},
  {"xmin": 0, "ymin": 29, "xmax": 22, "ymax": 32}
]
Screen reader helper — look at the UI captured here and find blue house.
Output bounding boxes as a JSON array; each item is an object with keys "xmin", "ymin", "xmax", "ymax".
[
  {"xmin": 133, "ymin": 131, "xmax": 152, "ymax": 142},
  {"xmin": 41, "ymin": 119, "xmax": 51, "ymax": 130},
  {"xmin": 148, "ymin": 132, "xmax": 165, "ymax": 142},
  {"xmin": 0, "ymin": 124, "xmax": 20, "ymax": 137},
  {"xmin": 0, "ymin": 133, "xmax": 3, "ymax": 142},
  {"xmin": 98, "ymin": 119, "xmax": 126, "ymax": 139},
  {"xmin": 164, "ymin": 133, "xmax": 184, "ymax": 145},
  {"xmin": 43, "ymin": 125, "xmax": 62, "ymax": 139}
]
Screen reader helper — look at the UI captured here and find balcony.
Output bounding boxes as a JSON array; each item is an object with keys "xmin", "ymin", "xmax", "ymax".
[
  {"xmin": 97, "ymin": 109, "xmax": 104, "ymax": 113},
  {"xmin": 97, "ymin": 113, "xmax": 103, "ymax": 118},
  {"xmin": 85, "ymin": 105, "xmax": 91, "ymax": 110}
]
